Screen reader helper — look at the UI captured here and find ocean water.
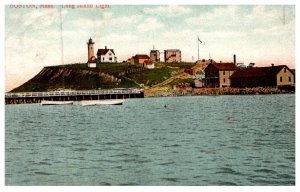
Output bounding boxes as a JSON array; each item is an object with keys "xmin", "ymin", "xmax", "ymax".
[{"xmin": 5, "ymin": 95, "xmax": 295, "ymax": 185}]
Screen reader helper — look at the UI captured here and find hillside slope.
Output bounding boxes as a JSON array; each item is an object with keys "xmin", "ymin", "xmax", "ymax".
[
  {"xmin": 11, "ymin": 66, "xmax": 138, "ymax": 92},
  {"xmin": 11, "ymin": 62, "xmax": 196, "ymax": 93}
]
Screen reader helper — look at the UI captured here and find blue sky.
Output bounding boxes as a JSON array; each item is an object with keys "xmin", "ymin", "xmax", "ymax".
[{"xmin": 5, "ymin": 5, "xmax": 295, "ymax": 91}]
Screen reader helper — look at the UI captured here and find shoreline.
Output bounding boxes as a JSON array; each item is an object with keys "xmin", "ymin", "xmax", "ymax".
[{"xmin": 144, "ymin": 87, "xmax": 295, "ymax": 97}]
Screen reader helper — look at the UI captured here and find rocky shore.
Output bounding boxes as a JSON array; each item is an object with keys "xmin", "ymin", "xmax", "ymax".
[{"xmin": 145, "ymin": 87, "xmax": 294, "ymax": 97}]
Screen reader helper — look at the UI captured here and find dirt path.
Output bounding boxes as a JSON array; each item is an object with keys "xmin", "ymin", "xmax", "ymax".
[{"xmin": 149, "ymin": 72, "xmax": 191, "ymax": 89}]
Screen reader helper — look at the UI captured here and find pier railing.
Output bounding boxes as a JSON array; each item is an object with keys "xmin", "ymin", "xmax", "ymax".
[{"xmin": 5, "ymin": 89, "xmax": 143, "ymax": 98}]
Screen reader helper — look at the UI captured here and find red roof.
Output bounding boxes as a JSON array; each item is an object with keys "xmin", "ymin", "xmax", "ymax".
[
  {"xmin": 97, "ymin": 49, "xmax": 115, "ymax": 56},
  {"xmin": 212, "ymin": 63, "xmax": 237, "ymax": 70},
  {"xmin": 135, "ymin": 54, "xmax": 150, "ymax": 59},
  {"xmin": 88, "ymin": 56, "xmax": 97, "ymax": 63},
  {"xmin": 230, "ymin": 65, "xmax": 290, "ymax": 79}
]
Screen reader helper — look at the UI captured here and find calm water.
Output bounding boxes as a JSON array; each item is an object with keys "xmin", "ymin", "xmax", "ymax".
[{"xmin": 5, "ymin": 95, "xmax": 295, "ymax": 185}]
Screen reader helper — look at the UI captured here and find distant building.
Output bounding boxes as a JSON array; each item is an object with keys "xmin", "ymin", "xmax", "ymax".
[
  {"xmin": 150, "ymin": 50, "xmax": 160, "ymax": 62},
  {"xmin": 164, "ymin": 49, "xmax": 181, "ymax": 63},
  {"xmin": 204, "ymin": 62, "xmax": 238, "ymax": 88},
  {"xmin": 130, "ymin": 54, "xmax": 151, "ymax": 65},
  {"xmin": 230, "ymin": 65, "xmax": 295, "ymax": 88},
  {"xmin": 87, "ymin": 38, "xmax": 96, "ymax": 68},
  {"xmin": 97, "ymin": 46, "xmax": 117, "ymax": 63},
  {"xmin": 143, "ymin": 60, "xmax": 155, "ymax": 69}
]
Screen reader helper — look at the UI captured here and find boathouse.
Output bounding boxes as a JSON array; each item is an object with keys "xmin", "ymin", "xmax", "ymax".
[{"xmin": 230, "ymin": 64, "xmax": 295, "ymax": 88}]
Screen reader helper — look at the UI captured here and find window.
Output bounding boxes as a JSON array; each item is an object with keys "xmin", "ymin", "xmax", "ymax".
[
  {"xmin": 280, "ymin": 76, "xmax": 283, "ymax": 82},
  {"xmin": 223, "ymin": 78, "xmax": 226, "ymax": 83},
  {"xmin": 284, "ymin": 68, "xmax": 286, "ymax": 73},
  {"xmin": 223, "ymin": 71, "xmax": 225, "ymax": 75},
  {"xmin": 109, "ymin": 57, "xmax": 112, "ymax": 61},
  {"xmin": 109, "ymin": 53, "xmax": 112, "ymax": 56},
  {"xmin": 289, "ymin": 76, "xmax": 291, "ymax": 82}
]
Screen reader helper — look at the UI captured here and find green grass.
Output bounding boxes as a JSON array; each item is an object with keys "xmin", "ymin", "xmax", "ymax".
[
  {"xmin": 55, "ymin": 63, "xmax": 180, "ymax": 87},
  {"xmin": 127, "ymin": 67, "xmax": 176, "ymax": 87},
  {"xmin": 167, "ymin": 78, "xmax": 195, "ymax": 87},
  {"xmin": 160, "ymin": 62, "xmax": 196, "ymax": 68},
  {"xmin": 55, "ymin": 63, "xmax": 142, "ymax": 76},
  {"xmin": 46, "ymin": 62, "xmax": 186, "ymax": 88}
]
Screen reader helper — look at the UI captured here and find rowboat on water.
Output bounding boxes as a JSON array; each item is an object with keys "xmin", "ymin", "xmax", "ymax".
[
  {"xmin": 40, "ymin": 100, "xmax": 74, "ymax": 105},
  {"xmin": 81, "ymin": 99, "xmax": 124, "ymax": 106}
]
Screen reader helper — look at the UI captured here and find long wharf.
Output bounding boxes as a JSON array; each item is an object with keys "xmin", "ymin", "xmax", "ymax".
[{"xmin": 5, "ymin": 89, "xmax": 144, "ymax": 104}]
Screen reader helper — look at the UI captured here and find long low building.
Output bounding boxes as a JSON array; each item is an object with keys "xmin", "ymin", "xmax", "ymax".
[{"xmin": 230, "ymin": 65, "xmax": 295, "ymax": 88}]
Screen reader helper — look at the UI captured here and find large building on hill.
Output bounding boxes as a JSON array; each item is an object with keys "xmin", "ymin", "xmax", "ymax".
[
  {"xmin": 164, "ymin": 49, "xmax": 181, "ymax": 63},
  {"xmin": 230, "ymin": 65, "xmax": 295, "ymax": 88},
  {"xmin": 204, "ymin": 62, "xmax": 238, "ymax": 88}
]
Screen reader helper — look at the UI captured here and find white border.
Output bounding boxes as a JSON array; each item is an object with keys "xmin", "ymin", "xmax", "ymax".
[{"xmin": 1, "ymin": 0, "xmax": 298, "ymax": 192}]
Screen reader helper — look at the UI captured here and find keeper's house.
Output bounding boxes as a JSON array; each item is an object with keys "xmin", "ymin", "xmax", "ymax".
[
  {"xmin": 97, "ymin": 46, "xmax": 117, "ymax": 63},
  {"xmin": 230, "ymin": 64, "xmax": 295, "ymax": 88}
]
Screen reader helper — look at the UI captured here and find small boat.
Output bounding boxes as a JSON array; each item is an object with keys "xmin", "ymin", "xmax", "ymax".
[
  {"xmin": 81, "ymin": 99, "xmax": 124, "ymax": 106},
  {"xmin": 41, "ymin": 100, "xmax": 74, "ymax": 105}
]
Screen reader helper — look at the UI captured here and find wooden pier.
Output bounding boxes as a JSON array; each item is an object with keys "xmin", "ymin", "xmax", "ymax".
[{"xmin": 5, "ymin": 89, "xmax": 144, "ymax": 104}]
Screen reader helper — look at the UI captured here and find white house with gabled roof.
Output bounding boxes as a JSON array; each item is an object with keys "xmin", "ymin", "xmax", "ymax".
[{"xmin": 96, "ymin": 46, "xmax": 117, "ymax": 63}]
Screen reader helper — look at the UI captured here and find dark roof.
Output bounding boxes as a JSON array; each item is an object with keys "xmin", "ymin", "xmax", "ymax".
[
  {"xmin": 212, "ymin": 63, "xmax": 237, "ymax": 70},
  {"xmin": 291, "ymin": 69, "xmax": 295, "ymax": 75},
  {"xmin": 97, "ymin": 49, "xmax": 115, "ymax": 56},
  {"xmin": 165, "ymin": 49, "xmax": 181, "ymax": 52},
  {"xmin": 230, "ymin": 65, "xmax": 290, "ymax": 79},
  {"xmin": 135, "ymin": 54, "xmax": 150, "ymax": 59}
]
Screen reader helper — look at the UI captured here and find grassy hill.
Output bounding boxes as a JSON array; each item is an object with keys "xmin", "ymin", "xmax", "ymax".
[{"xmin": 11, "ymin": 62, "xmax": 196, "ymax": 92}]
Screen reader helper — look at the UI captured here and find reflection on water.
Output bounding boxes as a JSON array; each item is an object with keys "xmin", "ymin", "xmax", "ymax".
[{"xmin": 5, "ymin": 95, "xmax": 295, "ymax": 185}]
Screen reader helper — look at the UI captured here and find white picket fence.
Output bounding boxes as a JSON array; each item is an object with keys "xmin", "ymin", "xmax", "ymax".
[{"xmin": 5, "ymin": 89, "xmax": 143, "ymax": 98}]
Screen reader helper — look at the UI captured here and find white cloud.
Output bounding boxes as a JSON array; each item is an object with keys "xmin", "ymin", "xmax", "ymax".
[
  {"xmin": 102, "ymin": 33, "xmax": 138, "ymax": 42},
  {"xmin": 110, "ymin": 15, "xmax": 141, "ymax": 27},
  {"xmin": 144, "ymin": 5, "xmax": 191, "ymax": 17},
  {"xmin": 185, "ymin": 5, "xmax": 240, "ymax": 26},
  {"xmin": 69, "ymin": 12, "xmax": 140, "ymax": 30},
  {"xmin": 70, "ymin": 18, "xmax": 103, "ymax": 28},
  {"xmin": 137, "ymin": 18, "xmax": 164, "ymax": 32},
  {"xmin": 186, "ymin": 5, "xmax": 294, "ymax": 34},
  {"xmin": 103, "ymin": 11, "xmax": 113, "ymax": 20},
  {"xmin": 8, "ymin": 8, "xmax": 69, "ymax": 33}
]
